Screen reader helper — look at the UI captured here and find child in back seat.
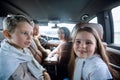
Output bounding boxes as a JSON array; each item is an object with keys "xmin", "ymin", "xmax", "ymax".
[
  {"xmin": 68, "ymin": 23, "xmax": 119, "ymax": 80},
  {"xmin": 0, "ymin": 15, "xmax": 51, "ymax": 80}
]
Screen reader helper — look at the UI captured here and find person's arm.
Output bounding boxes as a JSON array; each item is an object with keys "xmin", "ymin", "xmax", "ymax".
[
  {"xmin": 34, "ymin": 37, "xmax": 50, "ymax": 55},
  {"xmin": 34, "ymin": 37, "xmax": 46, "ymax": 52},
  {"xmin": 47, "ymin": 42, "xmax": 59, "ymax": 47},
  {"xmin": 43, "ymin": 71, "xmax": 51, "ymax": 80},
  {"xmin": 48, "ymin": 43, "xmax": 62, "ymax": 57}
]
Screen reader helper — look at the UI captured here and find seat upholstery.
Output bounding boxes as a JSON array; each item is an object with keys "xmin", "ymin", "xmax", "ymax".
[{"xmin": 71, "ymin": 22, "xmax": 103, "ymax": 39}]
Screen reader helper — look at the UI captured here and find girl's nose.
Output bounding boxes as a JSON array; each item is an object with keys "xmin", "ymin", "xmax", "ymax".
[{"xmin": 80, "ymin": 42, "xmax": 86, "ymax": 48}]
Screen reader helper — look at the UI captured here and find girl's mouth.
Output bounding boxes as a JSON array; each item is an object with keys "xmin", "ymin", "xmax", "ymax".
[{"xmin": 80, "ymin": 50, "xmax": 87, "ymax": 54}]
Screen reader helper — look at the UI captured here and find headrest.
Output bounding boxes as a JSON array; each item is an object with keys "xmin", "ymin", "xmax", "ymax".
[
  {"xmin": 71, "ymin": 22, "xmax": 103, "ymax": 40},
  {"xmin": 83, "ymin": 23, "xmax": 103, "ymax": 40}
]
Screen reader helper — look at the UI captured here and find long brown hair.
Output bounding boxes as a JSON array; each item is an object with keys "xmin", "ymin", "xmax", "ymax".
[
  {"xmin": 58, "ymin": 27, "xmax": 71, "ymax": 42},
  {"xmin": 68, "ymin": 26, "xmax": 119, "ymax": 80}
]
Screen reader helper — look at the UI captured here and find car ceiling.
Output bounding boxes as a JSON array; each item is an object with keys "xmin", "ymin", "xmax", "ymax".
[{"xmin": 0, "ymin": 0, "xmax": 120, "ymax": 24}]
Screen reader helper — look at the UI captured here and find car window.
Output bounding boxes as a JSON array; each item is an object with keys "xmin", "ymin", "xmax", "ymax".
[
  {"xmin": 89, "ymin": 17, "xmax": 98, "ymax": 23},
  {"xmin": 112, "ymin": 6, "xmax": 120, "ymax": 44},
  {"xmin": 40, "ymin": 23, "xmax": 75, "ymax": 38}
]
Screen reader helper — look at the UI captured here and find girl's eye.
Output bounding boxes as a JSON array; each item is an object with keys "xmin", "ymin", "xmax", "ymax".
[
  {"xmin": 21, "ymin": 32, "xmax": 28, "ymax": 35},
  {"xmin": 86, "ymin": 41, "xmax": 91, "ymax": 44},
  {"xmin": 75, "ymin": 40, "xmax": 81, "ymax": 45}
]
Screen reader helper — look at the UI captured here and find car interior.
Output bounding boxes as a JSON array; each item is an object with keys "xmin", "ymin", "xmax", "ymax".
[
  {"xmin": 0, "ymin": 0, "xmax": 120, "ymax": 23},
  {"xmin": 0, "ymin": 0, "xmax": 120, "ymax": 79}
]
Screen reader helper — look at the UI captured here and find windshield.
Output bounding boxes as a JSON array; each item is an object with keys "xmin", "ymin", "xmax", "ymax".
[{"xmin": 39, "ymin": 23, "xmax": 75, "ymax": 38}]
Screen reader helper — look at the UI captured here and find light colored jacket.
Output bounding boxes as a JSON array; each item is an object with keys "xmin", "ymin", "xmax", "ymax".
[
  {"xmin": 0, "ymin": 39, "xmax": 45, "ymax": 80},
  {"xmin": 73, "ymin": 54, "xmax": 112, "ymax": 80}
]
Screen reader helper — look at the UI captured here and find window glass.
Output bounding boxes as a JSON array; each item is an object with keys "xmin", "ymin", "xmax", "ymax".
[
  {"xmin": 40, "ymin": 23, "xmax": 75, "ymax": 38},
  {"xmin": 39, "ymin": 23, "xmax": 58, "ymax": 37},
  {"xmin": 89, "ymin": 17, "xmax": 98, "ymax": 23},
  {"xmin": 112, "ymin": 6, "xmax": 120, "ymax": 44}
]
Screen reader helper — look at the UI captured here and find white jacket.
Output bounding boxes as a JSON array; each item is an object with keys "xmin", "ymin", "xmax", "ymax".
[
  {"xmin": 73, "ymin": 54, "xmax": 112, "ymax": 80},
  {"xmin": 0, "ymin": 39, "xmax": 45, "ymax": 80}
]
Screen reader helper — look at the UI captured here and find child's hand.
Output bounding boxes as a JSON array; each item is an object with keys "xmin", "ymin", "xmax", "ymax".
[{"xmin": 43, "ymin": 71, "xmax": 51, "ymax": 80}]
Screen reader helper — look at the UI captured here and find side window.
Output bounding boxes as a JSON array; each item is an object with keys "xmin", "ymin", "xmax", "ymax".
[{"xmin": 112, "ymin": 6, "xmax": 120, "ymax": 44}]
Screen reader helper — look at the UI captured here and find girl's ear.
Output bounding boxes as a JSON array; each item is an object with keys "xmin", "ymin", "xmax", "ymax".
[{"xmin": 2, "ymin": 30, "xmax": 11, "ymax": 39}]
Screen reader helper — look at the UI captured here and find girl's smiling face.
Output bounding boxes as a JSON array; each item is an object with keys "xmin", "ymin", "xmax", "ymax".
[{"xmin": 73, "ymin": 31, "xmax": 97, "ymax": 58}]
